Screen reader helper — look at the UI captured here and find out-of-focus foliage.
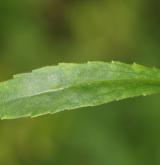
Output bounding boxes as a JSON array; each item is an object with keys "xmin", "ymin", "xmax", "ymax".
[{"xmin": 0, "ymin": 0, "xmax": 160, "ymax": 164}]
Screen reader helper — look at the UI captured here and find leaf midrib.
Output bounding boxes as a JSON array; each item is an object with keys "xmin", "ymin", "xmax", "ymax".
[{"xmin": 2, "ymin": 78, "xmax": 160, "ymax": 106}]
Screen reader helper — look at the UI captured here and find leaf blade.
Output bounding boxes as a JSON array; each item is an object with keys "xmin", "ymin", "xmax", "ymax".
[{"xmin": 0, "ymin": 61, "xmax": 160, "ymax": 119}]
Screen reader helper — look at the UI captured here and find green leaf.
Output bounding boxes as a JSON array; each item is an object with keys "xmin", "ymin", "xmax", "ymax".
[{"xmin": 0, "ymin": 61, "xmax": 160, "ymax": 119}]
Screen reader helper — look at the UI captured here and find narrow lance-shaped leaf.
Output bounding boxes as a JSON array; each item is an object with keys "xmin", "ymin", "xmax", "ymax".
[{"xmin": 0, "ymin": 61, "xmax": 160, "ymax": 119}]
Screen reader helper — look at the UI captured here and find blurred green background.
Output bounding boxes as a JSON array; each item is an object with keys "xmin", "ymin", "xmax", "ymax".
[{"xmin": 0, "ymin": 0, "xmax": 160, "ymax": 164}]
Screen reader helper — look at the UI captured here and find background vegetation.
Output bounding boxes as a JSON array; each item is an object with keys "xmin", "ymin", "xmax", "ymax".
[{"xmin": 0, "ymin": 0, "xmax": 160, "ymax": 164}]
